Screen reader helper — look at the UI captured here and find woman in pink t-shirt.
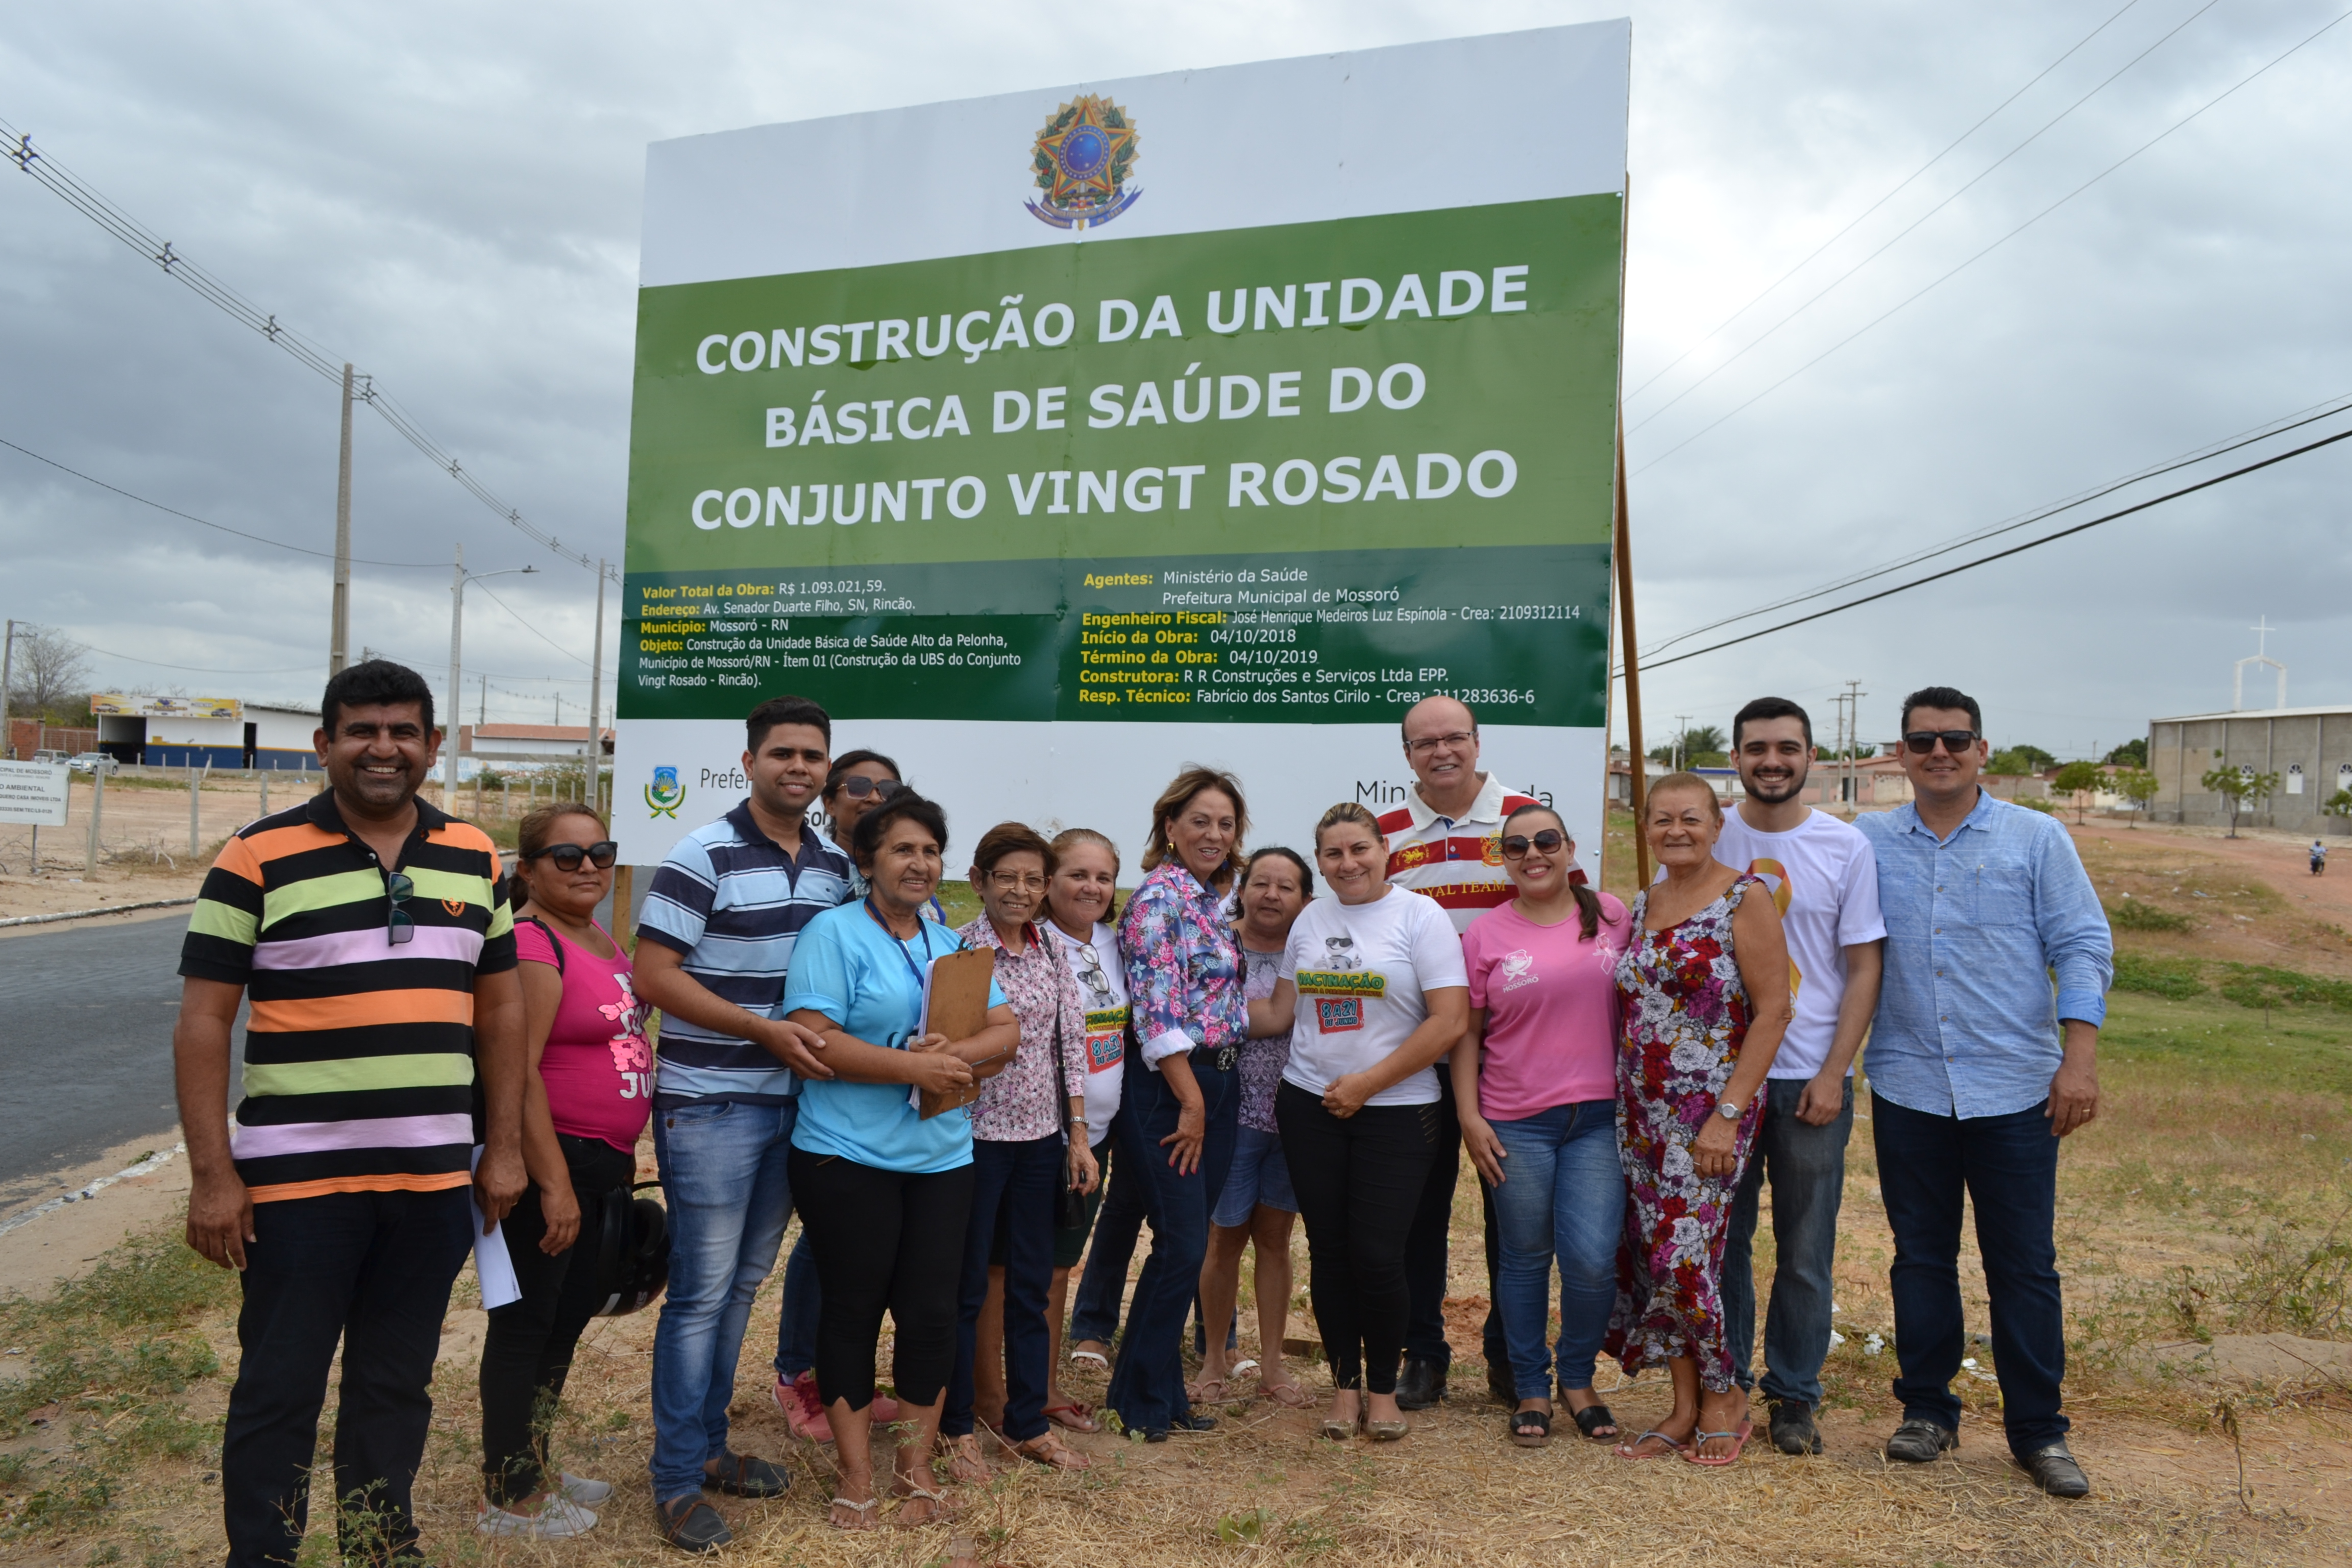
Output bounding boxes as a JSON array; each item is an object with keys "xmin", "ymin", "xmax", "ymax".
[
  {"xmin": 1454, "ymin": 803, "xmax": 1630, "ymax": 1449},
  {"xmin": 477, "ymin": 804, "xmax": 652, "ymax": 1538}
]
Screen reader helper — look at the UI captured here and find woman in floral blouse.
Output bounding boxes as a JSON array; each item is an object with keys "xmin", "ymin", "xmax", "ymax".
[
  {"xmin": 1105, "ymin": 767, "xmax": 1251, "ymax": 1441},
  {"xmin": 1608, "ymin": 774, "xmax": 1791, "ymax": 1467},
  {"xmin": 940, "ymin": 823, "xmax": 1097, "ymax": 1477}
]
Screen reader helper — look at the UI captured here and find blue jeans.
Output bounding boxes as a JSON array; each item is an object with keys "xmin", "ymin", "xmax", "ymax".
[
  {"xmin": 649, "ymin": 1098, "xmax": 796, "ymax": 1503},
  {"xmin": 1068, "ymin": 1125, "xmax": 1146, "ymax": 1346},
  {"xmin": 1105, "ymin": 1051, "xmax": 1236, "ymax": 1431},
  {"xmin": 773, "ymin": 1229, "xmax": 819, "ymax": 1382},
  {"xmin": 1872, "ymin": 1093, "xmax": 2069, "ymax": 1458},
  {"xmin": 945, "ymin": 1134, "xmax": 1062, "ymax": 1442},
  {"xmin": 1484, "ymin": 1100, "xmax": 1623, "ymax": 1401},
  {"xmin": 1722, "ymin": 1077, "xmax": 1853, "ymax": 1408}
]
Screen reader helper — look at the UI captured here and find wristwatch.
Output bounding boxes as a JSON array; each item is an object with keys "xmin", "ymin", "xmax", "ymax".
[{"xmin": 1716, "ymin": 1098, "xmax": 1743, "ymax": 1121}]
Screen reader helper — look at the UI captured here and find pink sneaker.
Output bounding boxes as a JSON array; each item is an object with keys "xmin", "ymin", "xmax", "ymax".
[{"xmin": 775, "ymin": 1373, "xmax": 832, "ymax": 1443}]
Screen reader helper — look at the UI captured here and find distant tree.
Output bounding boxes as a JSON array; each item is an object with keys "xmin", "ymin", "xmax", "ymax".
[
  {"xmin": 5, "ymin": 625, "xmax": 94, "ymax": 720},
  {"xmin": 2052, "ymin": 760, "xmax": 2105, "ymax": 824},
  {"xmin": 2110, "ymin": 766, "xmax": 2161, "ymax": 827},
  {"xmin": 2200, "ymin": 752, "xmax": 2278, "ymax": 839},
  {"xmin": 1649, "ymin": 724, "xmax": 1728, "ymax": 769},
  {"xmin": 2104, "ymin": 738, "xmax": 2149, "ymax": 768},
  {"xmin": 2014, "ymin": 793, "xmax": 2058, "ymax": 814},
  {"xmin": 1987, "ymin": 749, "xmax": 2037, "ymax": 777},
  {"xmin": 2323, "ymin": 788, "xmax": 2352, "ymax": 834}
]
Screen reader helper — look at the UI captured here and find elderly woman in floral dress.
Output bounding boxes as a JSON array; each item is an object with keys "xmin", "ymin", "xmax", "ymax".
[{"xmin": 1608, "ymin": 774, "xmax": 1792, "ymax": 1466}]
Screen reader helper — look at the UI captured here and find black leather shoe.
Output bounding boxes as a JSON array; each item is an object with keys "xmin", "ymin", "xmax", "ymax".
[
  {"xmin": 2022, "ymin": 1440, "xmax": 2091, "ymax": 1498},
  {"xmin": 702, "ymin": 1450, "xmax": 789, "ymax": 1498},
  {"xmin": 657, "ymin": 1496, "xmax": 732, "ymax": 1553},
  {"xmin": 1884, "ymin": 1417, "xmax": 1958, "ymax": 1464},
  {"xmin": 1768, "ymin": 1400, "xmax": 1823, "ymax": 1456},
  {"xmin": 1142, "ymin": 1412, "xmax": 1217, "ymax": 1442},
  {"xmin": 1394, "ymin": 1357, "xmax": 1447, "ymax": 1411}
]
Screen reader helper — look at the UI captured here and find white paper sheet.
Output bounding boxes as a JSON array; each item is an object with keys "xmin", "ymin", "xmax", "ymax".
[{"xmin": 468, "ymin": 1145, "xmax": 522, "ymax": 1310}]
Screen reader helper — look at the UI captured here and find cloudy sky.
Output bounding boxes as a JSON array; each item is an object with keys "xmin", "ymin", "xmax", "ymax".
[{"xmin": 3, "ymin": 0, "xmax": 2346, "ymax": 755}]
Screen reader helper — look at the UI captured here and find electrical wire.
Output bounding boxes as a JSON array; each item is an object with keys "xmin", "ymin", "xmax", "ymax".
[
  {"xmin": 1638, "ymin": 419, "xmax": 2352, "ymax": 672},
  {"xmin": 1633, "ymin": 4, "xmax": 2352, "ymax": 475},
  {"xmin": 78, "ymin": 644, "xmax": 318, "ymax": 675},
  {"xmin": 1643, "ymin": 388, "xmax": 2352, "ymax": 657},
  {"xmin": 0, "ymin": 433, "xmax": 442, "ymax": 568},
  {"xmin": 470, "ymin": 578, "xmax": 592, "ymax": 668},
  {"xmin": 1631, "ymin": 0, "xmax": 2217, "ymax": 436},
  {"xmin": 0, "ymin": 115, "xmax": 619, "ymax": 586}
]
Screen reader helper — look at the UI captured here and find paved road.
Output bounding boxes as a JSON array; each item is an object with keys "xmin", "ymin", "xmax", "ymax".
[{"xmin": 1, "ymin": 914, "xmax": 200, "ymax": 1203}]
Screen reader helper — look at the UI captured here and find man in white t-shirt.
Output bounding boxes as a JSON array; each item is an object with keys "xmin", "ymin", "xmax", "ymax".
[{"xmin": 1713, "ymin": 697, "xmax": 1886, "ymax": 1457}]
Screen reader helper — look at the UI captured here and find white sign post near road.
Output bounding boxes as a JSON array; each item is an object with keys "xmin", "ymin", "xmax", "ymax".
[{"xmin": 0, "ymin": 758, "xmax": 70, "ymax": 872}]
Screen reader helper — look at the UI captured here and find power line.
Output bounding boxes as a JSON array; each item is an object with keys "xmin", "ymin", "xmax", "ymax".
[
  {"xmin": 0, "ymin": 115, "xmax": 619, "ymax": 586},
  {"xmin": 1632, "ymin": 0, "xmax": 2216, "ymax": 436},
  {"xmin": 1633, "ymin": 3, "xmax": 2352, "ymax": 475},
  {"xmin": 0, "ymin": 433, "xmax": 442, "ymax": 568},
  {"xmin": 1641, "ymin": 419, "xmax": 2352, "ymax": 671},
  {"xmin": 470, "ymin": 577, "xmax": 591, "ymax": 668},
  {"xmin": 1624, "ymin": 0, "xmax": 2156, "ymax": 409},
  {"xmin": 1643, "ymin": 388, "xmax": 2352, "ymax": 657},
  {"xmin": 79, "ymin": 644, "xmax": 317, "ymax": 675}
]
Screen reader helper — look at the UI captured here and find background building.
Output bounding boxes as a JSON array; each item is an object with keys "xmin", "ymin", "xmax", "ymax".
[
  {"xmin": 91, "ymin": 695, "xmax": 320, "ymax": 769},
  {"xmin": 2148, "ymin": 705, "xmax": 2352, "ymax": 832}
]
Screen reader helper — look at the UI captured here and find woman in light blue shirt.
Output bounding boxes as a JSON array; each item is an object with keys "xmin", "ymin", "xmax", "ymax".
[{"xmin": 783, "ymin": 792, "xmax": 1016, "ymax": 1536}]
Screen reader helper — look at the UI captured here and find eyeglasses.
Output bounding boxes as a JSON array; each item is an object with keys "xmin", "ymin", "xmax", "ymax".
[
  {"xmin": 1405, "ymin": 730, "xmax": 1476, "ymax": 756},
  {"xmin": 1903, "ymin": 730, "xmax": 1979, "ymax": 755},
  {"xmin": 386, "ymin": 871, "xmax": 414, "ymax": 947},
  {"xmin": 837, "ymin": 775, "xmax": 905, "ymax": 801},
  {"xmin": 986, "ymin": 870, "xmax": 1047, "ymax": 893},
  {"xmin": 524, "ymin": 840, "xmax": 619, "ymax": 872},
  {"xmin": 1072, "ymin": 941, "xmax": 1109, "ymax": 993},
  {"xmin": 1500, "ymin": 829, "xmax": 1567, "ymax": 860}
]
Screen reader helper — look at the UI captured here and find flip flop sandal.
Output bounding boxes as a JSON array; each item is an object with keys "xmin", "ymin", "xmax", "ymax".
[
  {"xmin": 1068, "ymin": 1345, "xmax": 1110, "ymax": 1371},
  {"xmin": 1615, "ymin": 1428, "xmax": 1691, "ymax": 1460},
  {"xmin": 1014, "ymin": 1433, "xmax": 1093, "ymax": 1471},
  {"xmin": 1259, "ymin": 1381, "xmax": 1311, "ymax": 1408},
  {"xmin": 1509, "ymin": 1408, "xmax": 1552, "ymax": 1448},
  {"xmin": 937, "ymin": 1436, "xmax": 992, "ymax": 1486},
  {"xmin": 1044, "ymin": 1399, "xmax": 1100, "ymax": 1433},
  {"xmin": 1229, "ymin": 1358, "xmax": 1260, "ymax": 1381},
  {"xmin": 1570, "ymin": 1403, "xmax": 1620, "ymax": 1441},
  {"xmin": 827, "ymin": 1497, "xmax": 879, "ymax": 1532},
  {"xmin": 1188, "ymin": 1377, "xmax": 1229, "ymax": 1404},
  {"xmin": 1681, "ymin": 1417, "xmax": 1754, "ymax": 1467},
  {"xmin": 892, "ymin": 1484, "xmax": 962, "ymax": 1527}
]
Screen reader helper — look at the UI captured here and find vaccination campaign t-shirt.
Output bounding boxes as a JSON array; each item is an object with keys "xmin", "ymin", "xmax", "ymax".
[
  {"xmin": 782, "ymin": 901, "xmax": 1007, "ymax": 1174},
  {"xmin": 1711, "ymin": 807, "xmax": 1886, "ymax": 1080},
  {"xmin": 1049, "ymin": 920, "xmax": 1125, "ymax": 1149},
  {"xmin": 1280, "ymin": 888, "xmax": 1468, "ymax": 1108},
  {"xmin": 1461, "ymin": 894, "xmax": 1631, "ymax": 1121}
]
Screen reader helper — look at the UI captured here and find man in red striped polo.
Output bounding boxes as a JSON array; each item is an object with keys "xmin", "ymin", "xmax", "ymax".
[{"xmin": 1380, "ymin": 697, "xmax": 1539, "ymax": 1410}]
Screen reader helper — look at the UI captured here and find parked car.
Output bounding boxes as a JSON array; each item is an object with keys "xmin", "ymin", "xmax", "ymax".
[
  {"xmin": 31, "ymin": 749, "xmax": 69, "ymax": 765},
  {"xmin": 68, "ymin": 752, "xmax": 119, "ymax": 774}
]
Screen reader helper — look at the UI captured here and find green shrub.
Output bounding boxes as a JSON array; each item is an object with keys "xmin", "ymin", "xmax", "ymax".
[
  {"xmin": 2113, "ymin": 952, "xmax": 2203, "ymax": 1000},
  {"xmin": 2217, "ymin": 965, "xmax": 2352, "ymax": 1013},
  {"xmin": 2109, "ymin": 899, "xmax": 2192, "ymax": 934}
]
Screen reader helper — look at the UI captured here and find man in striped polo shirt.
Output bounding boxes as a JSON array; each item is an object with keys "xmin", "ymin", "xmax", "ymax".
[
  {"xmin": 176, "ymin": 659, "xmax": 526, "ymax": 1568},
  {"xmin": 1380, "ymin": 696, "xmax": 1542, "ymax": 1411},
  {"xmin": 631, "ymin": 695, "xmax": 850, "ymax": 1552}
]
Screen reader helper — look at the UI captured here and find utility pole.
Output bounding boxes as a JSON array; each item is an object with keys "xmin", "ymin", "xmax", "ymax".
[
  {"xmin": 1671, "ymin": 714, "xmax": 1691, "ymax": 773},
  {"xmin": 479, "ymin": 673, "xmax": 487, "ymax": 727},
  {"xmin": 0, "ymin": 619, "xmax": 15, "ymax": 760},
  {"xmin": 448, "ymin": 542, "xmax": 465, "ymax": 788},
  {"xmin": 1842, "ymin": 679, "xmax": 1866, "ymax": 812},
  {"xmin": 330, "ymin": 363, "xmax": 355, "ymax": 675},
  {"xmin": 586, "ymin": 559, "xmax": 607, "ymax": 815}
]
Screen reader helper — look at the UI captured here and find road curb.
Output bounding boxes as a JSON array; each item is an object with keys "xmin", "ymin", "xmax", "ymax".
[{"xmin": 0, "ymin": 896, "xmax": 198, "ymax": 929}]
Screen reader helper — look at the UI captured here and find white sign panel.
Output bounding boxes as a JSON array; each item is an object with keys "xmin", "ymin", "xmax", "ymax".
[{"xmin": 0, "ymin": 761, "xmax": 70, "ymax": 827}]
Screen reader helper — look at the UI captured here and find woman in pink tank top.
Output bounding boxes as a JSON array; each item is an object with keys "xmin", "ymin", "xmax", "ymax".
[{"xmin": 476, "ymin": 804, "xmax": 651, "ymax": 1538}]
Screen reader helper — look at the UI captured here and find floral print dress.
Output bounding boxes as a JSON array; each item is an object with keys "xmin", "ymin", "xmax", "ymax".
[{"xmin": 1605, "ymin": 875, "xmax": 1766, "ymax": 1391}]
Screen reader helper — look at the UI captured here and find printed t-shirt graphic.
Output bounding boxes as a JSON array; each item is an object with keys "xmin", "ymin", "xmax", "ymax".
[
  {"xmin": 1279, "ymin": 888, "xmax": 1468, "ymax": 1108},
  {"xmin": 513, "ymin": 916, "xmax": 656, "ymax": 1152},
  {"xmin": 1710, "ymin": 807, "xmax": 1886, "ymax": 1081},
  {"xmin": 178, "ymin": 792, "xmax": 516, "ymax": 1203},
  {"xmin": 1049, "ymin": 920, "xmax": 1126, "ymax": 1146},
  {"xmin": 1459, "ymin": 893, "xmax": 1630, "ymax": 1118},
  {"xmin": 1378, "ymin": 771, "xmax": 1550, "ymax": 934}
]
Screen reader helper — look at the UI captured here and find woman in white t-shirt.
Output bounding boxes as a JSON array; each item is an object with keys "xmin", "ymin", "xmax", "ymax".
[{"xmin": 1250, "ymin": 803, "xmax": 1468, "ymax": 1441}]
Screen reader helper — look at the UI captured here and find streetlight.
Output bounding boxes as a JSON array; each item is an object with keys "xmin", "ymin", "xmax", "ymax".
[{"xmin": 448, "ymin": 544, "xmax": 535, "ymax": 783}]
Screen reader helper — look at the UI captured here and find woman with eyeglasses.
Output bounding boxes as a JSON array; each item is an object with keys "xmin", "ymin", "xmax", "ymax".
[
  {"xmin": 1250, "ymin": 803, "xmax": 1468, "ymax": 1442},
  {"xmin": 1455, "ymin": 805, "xmax": 1630, "ymax": 1448},
  {"xmin": 475, "ymin": 805, "xmax": 649, "ymax": 1538},
  {"xmin": 936, "ymin": 824, "xmax": 1098, "ymax": 1478},
  {"xmin": 783, "ymin": 792, "xmax": 1016, "ymax": 1543},
  {"xmin": 1607, "ymin": 774, "xmax": 1791, "ymax": 1466},
  {"xmin": 1195, "ymin": 846, "xmax": 1314, "ymax": 1409}
]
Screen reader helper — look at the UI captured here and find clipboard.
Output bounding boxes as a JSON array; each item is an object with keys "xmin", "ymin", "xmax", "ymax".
[{"xmin": 916, "ymin": 946, "xmax": 997, "ymax": 1120}]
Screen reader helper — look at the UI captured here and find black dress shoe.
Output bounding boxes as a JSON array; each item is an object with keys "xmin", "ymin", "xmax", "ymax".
[
  {"xmin": 2021, "ymin": 1440, "xmax": 2091, "ymax": 1498},
  {"xmin": 1884, "ymin": 1417, "xmax": 1958, "ymax": 1463},
  {"xmin": 1394, "ymin": 1357, "xmax": 1447, "ymax": 1411},
  {"xmin": 1143, "ymin": 1412, "xmax": 1218, "ymax": 1442},
  {"xmin": 702, "ymin": 1450, "xmax": 789, "ymax": 1497},
  {"xmin": 1768, "ymin": 1400, "xmax": 1823, "ymax": 1456}
]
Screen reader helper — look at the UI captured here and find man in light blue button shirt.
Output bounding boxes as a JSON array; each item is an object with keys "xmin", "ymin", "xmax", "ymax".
[{"xmin": 1856, "ymin": 686, "xmax": 2109, "ymax": 1501}]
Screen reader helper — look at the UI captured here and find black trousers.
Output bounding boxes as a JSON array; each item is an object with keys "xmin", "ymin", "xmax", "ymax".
[
  {"xmin": 1277, "ymin": 1082, "xmax": 1442, "ymax": 1394},
  {"xmin": 221, "ymin": 1186, "xmax": 473, "ymax": 1568},
  {"xmin": 1403, "ymin": 1073, "xmax": 1505, "ymax": 1369},
  {"xmin": 789, "ymin": 1147, "xmax": 975, "ymax": 1411},
  {"xmin": 479, "ymin": 1134, "xmax": 636, "ymax": 1505}
]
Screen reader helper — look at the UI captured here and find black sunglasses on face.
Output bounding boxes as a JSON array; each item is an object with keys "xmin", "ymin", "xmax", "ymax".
[
  {"xmin": 837, "ymin": 774, "xmax": 905, "ymax": 801},
  {"xmin": 1500, "ymin": 829, "xmax": 1567, "ymax": 860},
  {"xmin": 525, "ymin": 841, "xmax": 620, "ymax": 872},
  {"xmin": 386, "ymin": 871, "xmax": 414, "ymax": 946},
  {"xmin": 1903, "ymin": 730, "xmax": 1979, "ymax": 755}
]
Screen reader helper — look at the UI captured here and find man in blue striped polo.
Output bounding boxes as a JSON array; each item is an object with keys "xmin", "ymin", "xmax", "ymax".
[{"xmin": 632, "ymin": 695, "xmax": 853, "ymax": 1550}]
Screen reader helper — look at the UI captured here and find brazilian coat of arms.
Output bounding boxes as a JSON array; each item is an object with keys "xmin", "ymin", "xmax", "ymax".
[{"xmin": 1027, "ymin": 95, "xmax": 1140, "ymax": 231}]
